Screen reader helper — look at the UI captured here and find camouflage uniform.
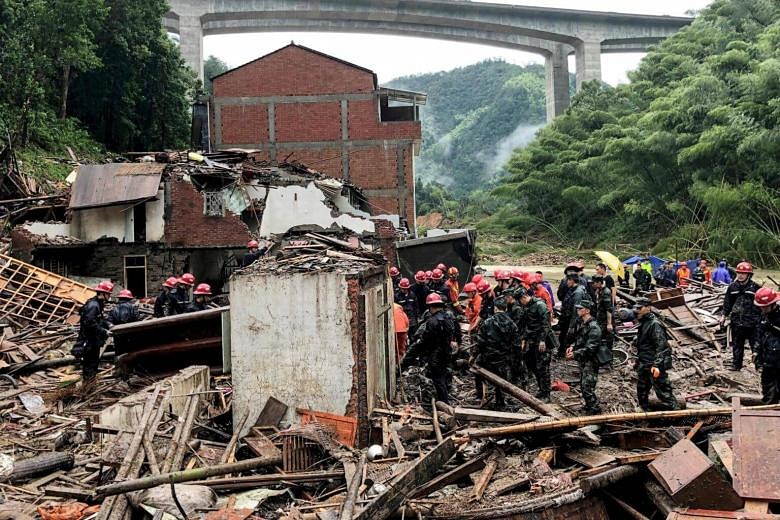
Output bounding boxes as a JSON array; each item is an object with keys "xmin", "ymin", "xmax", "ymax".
[
  {"xmin": 559, "ymin": 283, "xmax": 587, "ymax": 356},
  {"xmin": 635, "ymin": 312, "xmax": 678, "ymax": 410},
  {"xmin": 507, "ymin": 298, "xmax": 528, "ymax": 387},
  {"xmin": 523, "ymin": 297, "xmax": 552, "ymax": 398},
  {"xmin": 722, "ymin": 279, "xmax": 761, "ymax": 369},
  {"xmin": 473, "ymin": 311, "xmax": 520, "ymax": 408},
  {"xmin": 594, "ymin": 286, "xmax": 614, "ymax": 350},
  {"xmin": 403, "ymin": 309, "xmax": 456, "ymax": 403},
  {"xmin": 571, "ymin": 315, "xmax": 602, "ymax": 413},
  {"xmin": 755, "ymin": 306, "xmax": 780, "ymax": 404}
]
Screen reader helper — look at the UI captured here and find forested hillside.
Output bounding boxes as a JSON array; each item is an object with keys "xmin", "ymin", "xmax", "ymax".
[
  {"xmin": 488, "ymin": 0, "xmax": 780, "ymax": 266},
  {"xmin": 0, "ymin": 0, "xmax": 195, "ymax": 172},
  {"xmin": 387, "ymin": 60, "xmax": 549, "ymax": 195}
]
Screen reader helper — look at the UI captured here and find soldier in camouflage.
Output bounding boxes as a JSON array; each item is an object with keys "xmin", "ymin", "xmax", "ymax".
[
  {"xmin": 566, "ymin": 300, "xmax": 602, "ymax": 414},
  {"xmin": 592, "ymin": 275, "xmax": 614, "ymax": 350},
  {"xmin": 559, "ymin": 273, "xmax": 588, "ymax": 357},
  {"xmin": 519, "ymin": 288, "xmax": 553, "ymax": 400},
  {"xmin": 506, "ymin": 288, "xmax": 528, "ymax": 387},
  {"xmin": 634, "ymin": 298, "xmax": 678, "ymax": 411},
  {"xmin": 470, "ymin": 296, "xmax": 520, "ymax": 409}
]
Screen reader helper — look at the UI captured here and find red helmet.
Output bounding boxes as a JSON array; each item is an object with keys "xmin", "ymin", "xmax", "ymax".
[
  {"xmin": 472, "ymin": 274, "xmax": 484, "ymax": 285},
  {"xmin": 431, "ymin": 268, "xmax": 444, "ymax": 281},
  {"xmin": 95, "ymin": 281, "xmax": 114, "ymax": 294},
  {"xmin": 436, "ymin": 263, "xmax": 447, "ymax": 272},
  {"xmin": 477, "ymin": 281, "xmax": 492, "ymax": 294},
  {"xmin": 425, "ymin": 270, "xmax": 433, "ymax": 279},
  {"xmin": 495, "ymin": 270, "xmax": 510, "ymax": 281},
  {"xmin": 510, "ymin": 269, "xmax": 524, "ymax": 281},
  {"xmin": 464, "ymin": 282, "xmax": 477, "ymax": 293},
  {"xmin": 426, "ymin": 293, "xmax": 444, "ymax": 305},
  {"xmin": 447, "ymin": 267, "xmax": 459, "ymax": 277},
  {"xmin": 118, "ymin": 289, "xmax": 134, "ymax": 299},
  {"xmin": 414, "ymin": 270, "xmax": 428, "ymax": 283},
  {"xmin": 389, "ymin": 266, "xmax": 400, "ymax": 277},
  {"xmin": 179, "ymin": 273, "xmax": 196, "ymax": 286},
  {"xmin": 398, "ymin": 278, "xmax": 411, "ymax": 289},
  {"xmin": 736, "ymin": 262, "xmax": 753, "ymax": 274},
  {"xmin": 754, "ymin": 287, "xmax": 778, "ymax": 307},
  {"xmin": 163, "ymin": 276, "xmax": 179, "ymax": 289},
  {"xmin": 193, "ymin": 283, "xmax": 212, "ymax": 296},
  {"xmin": 247, "ymin": 240, "xmax": 259, "ymax": 249},
  {"xmin": 521, "ymin": 272, "xmax": 532, "ymax": 285},
  {"xmin": 532, "ymin": 273, "xmax": 543, "ymax": 284}
]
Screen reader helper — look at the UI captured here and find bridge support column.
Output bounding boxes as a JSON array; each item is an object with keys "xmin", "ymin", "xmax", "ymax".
[
  {"xmin": 575, "ymin": 39, "xmax": 602, "ymax": 90},
  {"xmin": 545, "ymin": 43, "xmax": 570, "ymax": 121},
  {"xmin": 178, "ymin": 14, "xmax": 204, "ymax": 79}
]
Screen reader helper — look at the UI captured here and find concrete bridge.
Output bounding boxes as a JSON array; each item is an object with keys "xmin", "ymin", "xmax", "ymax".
[{"xmin": 165, "ymin": 1, "xmax": 693, "ymax": 120}]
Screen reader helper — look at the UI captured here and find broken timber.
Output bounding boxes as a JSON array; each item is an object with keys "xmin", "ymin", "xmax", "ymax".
[{"xmin": 469, "ymin": 365, "xmax": 562, "ymax": 418}]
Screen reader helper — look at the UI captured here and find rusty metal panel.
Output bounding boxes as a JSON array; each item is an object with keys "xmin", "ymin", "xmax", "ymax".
[
  {"xmin": 649, "ymin": 439, "xmax": 743, "ymax": 510},
  {"xmin": 733, "ymin": 400, "xmax": 780, "ymax": 501},
  {"xmin": 667, "ymin": 510, "xmax": 780, "ymax": 520},
  {"xmin": 69, "ymin": 163, "xmax": 164, "ymax": 209}
]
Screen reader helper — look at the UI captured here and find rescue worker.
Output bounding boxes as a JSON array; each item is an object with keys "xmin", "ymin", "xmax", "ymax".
[
  {"xmin": 108, "ymin": 289, "xmax": 140, "ymax": 326},
  {"xmin": 186, "ymin": 283, "xmax": 212, "ymax": 313},
  {"xmin": 519, "ymin": 288, "xmax": 553, "ymax": 400},
  {"xmin": 566, "ymin": 300, "xmax": 602, "ymax": 414},
  {"xmin": 535, "ymin": 271, "xmax": 555, "ymax": 307},
  {"xmin": 712, "ymin": 261, "xmax": 732, "ymax": 285},
  {"xmin": 472, "ymin": 274, "xmax": 484, "ymax": 286},
  {"xmin": 395, "ymin": 278, "xmax": 420, "ymax": 335},
  {"xmin": 559, "ymin": 273, "xmax": 587, "ymax": 357},
  {"xmin": 720, "ymin": 262, "xmax": 762, "ymax": 370},
  {"xmin": 530, "ymin": 273, "xmax": 553, "ymax": 316},
  {"xmin": 393, "ymin": 302, "xmax": 410, "ymax": 361},
  {"xmin": 154, "ymin": 276, "xmax": 179, "ymax": 318},
  {"xmin": 633, "ymin": 298, "xmax": 678, "ymax": 411},
  {"xmin": 389, "ymin": 266, "xmax": 402, "ymax": 292},
  {"xmin": 509, "ymin": 269, "xmax": 525, "ymax": 291},
  {"xmin": 493, "ymin": 270, "xmax": 511, "ymax": 297},
  {"xmin": 445, "ymin": 267, "xmax": 460, "ymax": 305},
  {"xmin": 692, "ymin": 259, "xmax": 711, "ymax": 285},
  {"xmin": 633, "ymin": 263, "xmax": 652, "ymax": 293},
  {"xmin": 174, "ymin": 273, "xmax": 196, "ymax": 313},
  {"xmin": 429, "ymin": 268, "xmax": 451, "ymax": 305},
  {"xmin": 412, "ymin": 271, "xmax": 430, "ymax": 311},
  {"xmin": 477, "ymin": 280, "xmax": 495, "ymax": 321},
  {"xmin": 592, "ymin": 275, "xmax": 614, "ymax": 350},
  {"xmin": 403, "ymin": 293, "xmax": 456, "ymax": 403},
  {"xmin": 470, "ymin": 296, "xmax": 519, "ymax": 409},
  {"xmin": 77, "ymin": 281, "xmax": 113, "ymax": 384},
  {"xmin": 436, "ymin": 263, "xmax": 447, "ymax": 273},
  {"xmin": 594, "ymin": 263, "xmax": 617, "ymax": 304},
  {"xmin": 655, "ymin": 261, "xmax": 677, "ymax": 288},
  {"xmin": 242, "ymin": 240, "xmax": 267, "ymax": 267},
  {"xmin": 677, "ymin": 262, "xmax": 691, "ymax": 287},
  {"xmin": 754, "ymin": 288, "xmax": 780, "ymax": 404},
  {"xmin": 463, "ymin": 282, "xmax": 482, "ymax": 333},
  {"xmin": 557, "ymin": 263, "xmax": 581, "ymax": 306}
]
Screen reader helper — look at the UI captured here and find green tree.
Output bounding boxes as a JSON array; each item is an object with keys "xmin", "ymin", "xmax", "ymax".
[{"xmin": 204, "ymin": 55, "xmax": 229, "ymax": 95}]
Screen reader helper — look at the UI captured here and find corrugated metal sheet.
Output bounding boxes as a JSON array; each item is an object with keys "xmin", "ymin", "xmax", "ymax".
[{"xmin": 69, "ymin": 163, "xmax": 165, "ymax": 209}]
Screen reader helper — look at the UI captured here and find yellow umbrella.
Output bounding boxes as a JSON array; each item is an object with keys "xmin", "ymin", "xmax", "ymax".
[{"xmin": 594, "ymin": 251, "xmax": 625, "ymax": 280}]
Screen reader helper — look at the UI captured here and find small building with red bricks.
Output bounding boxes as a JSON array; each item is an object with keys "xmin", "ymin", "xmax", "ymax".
[{"xmin": 210, "ymin": 44, "xmax": 426, "ymax": 233}]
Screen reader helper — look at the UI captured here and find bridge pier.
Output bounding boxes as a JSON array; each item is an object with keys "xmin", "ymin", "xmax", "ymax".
[
  {"xmin": 179, "ymin": 14, "xmax": 204, "ymax": 80},
  {"xmin": 575, "ymin": 39, "xmax": 603, "ymax": 90},
  {"xmin": 545, "ymin": 44, "xmax": 571, "ymax": 120}
]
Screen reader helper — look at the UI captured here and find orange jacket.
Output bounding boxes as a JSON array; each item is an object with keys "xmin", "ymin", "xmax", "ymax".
[
  {"xmin": 393, "ymin": 303, "xmax": 409, "ymax": 333},
  {"xmin": 446, "ymin": 279, "xmax": 460, "ymax": 304},
  {"xmin": 535, "ymin": 286, "xmax": 553, "ymax": 315},
  {"xmin": 677, "ymin": 267, "xmax": 690, "ymax": 286},
  {"xmin": 465, "ymin": 294, "xmax": 482, "ymax": 332}
]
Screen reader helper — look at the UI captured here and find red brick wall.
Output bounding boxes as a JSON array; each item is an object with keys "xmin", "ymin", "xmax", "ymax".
[
  {"xmin": 276, "ymin": 147, "xmax": 343, "ymax": 179},
  {"xmin": 349, "ymin": 147, "xmax": 398, "ymax": 190},
  {"xmin": 276, "ymin": 102, "xmax": 341, "ymax": 142},
  {"xmin": 212, "ymin": 45, "xmax": 376, "ymax": 97},
  {"xmin": 348, "ymin": 100, "xmax": 422, "ymax": 140},
  {"xmin": 164, "ymin": 179, "xmax": 251, "ymax": 247},
  {"xmin": 221, "ymin": 105, "xmax": 269, "ymax": 144}
]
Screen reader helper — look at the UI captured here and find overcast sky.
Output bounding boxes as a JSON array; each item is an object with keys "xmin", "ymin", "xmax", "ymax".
[{"xmin": 203, "ymin": 0, "xmax": 712, "ymax": 85}]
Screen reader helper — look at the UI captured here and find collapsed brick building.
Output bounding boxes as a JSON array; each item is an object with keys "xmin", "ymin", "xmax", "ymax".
[{"xmin": 210, "ymin": 44, "xmax": 426, "ymax": 233}]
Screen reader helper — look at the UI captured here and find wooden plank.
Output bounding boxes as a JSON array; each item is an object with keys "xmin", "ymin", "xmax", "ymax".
[
  {"xmin": 356, "ymin": 438, "xmax": 456, "ymax": 520},
  {"xmin": 452, "ymin": 407, "xmax": 539, "ymax": 424},
  {"xmin": 709, "ymin": 440, "xmax": 734, "ymax": 478},
  {"xmin": 257, "ymin": 396, "xmax": 288, "ymax": 427},
  {"xmin": 612, "ymin": 451, "xmax": 662, "ymax": 464},
  {"xmin": 564, "ymin": 448, "xmax": 616, "ymax": 469},
  {"xmin": 390, "ymin": 430, "xmax": 405, "ymax": 458},
  {"xmin": 409, "ymin": 453, "xmax": 488, "ymax": 499},
  {"xmin": 44, "ymin": 485, "xmax": 94, "ymax": 501},
  {"xmin": 744, "ymin": 500, "xmax": 770, "ymax": 513},
  {"xmin": 244, "ymin": 435, "xmax": 282, "ymax": 461}
]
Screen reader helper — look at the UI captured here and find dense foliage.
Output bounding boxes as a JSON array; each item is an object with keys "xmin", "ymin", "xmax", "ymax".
[
  {"xmin": 0, "ymin": 0, "xmax": 195, "ymax": 156},
  {"xmin": 204, "ymin": 55, "xmax": 230, "ymax": 95},
  {"xmin": 495, "ymin": 0, "xmax": 780, "ymax": 266},
  {"xmin": 387, "ymin": 60, "xmax": 549, "ymax": 195}
]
